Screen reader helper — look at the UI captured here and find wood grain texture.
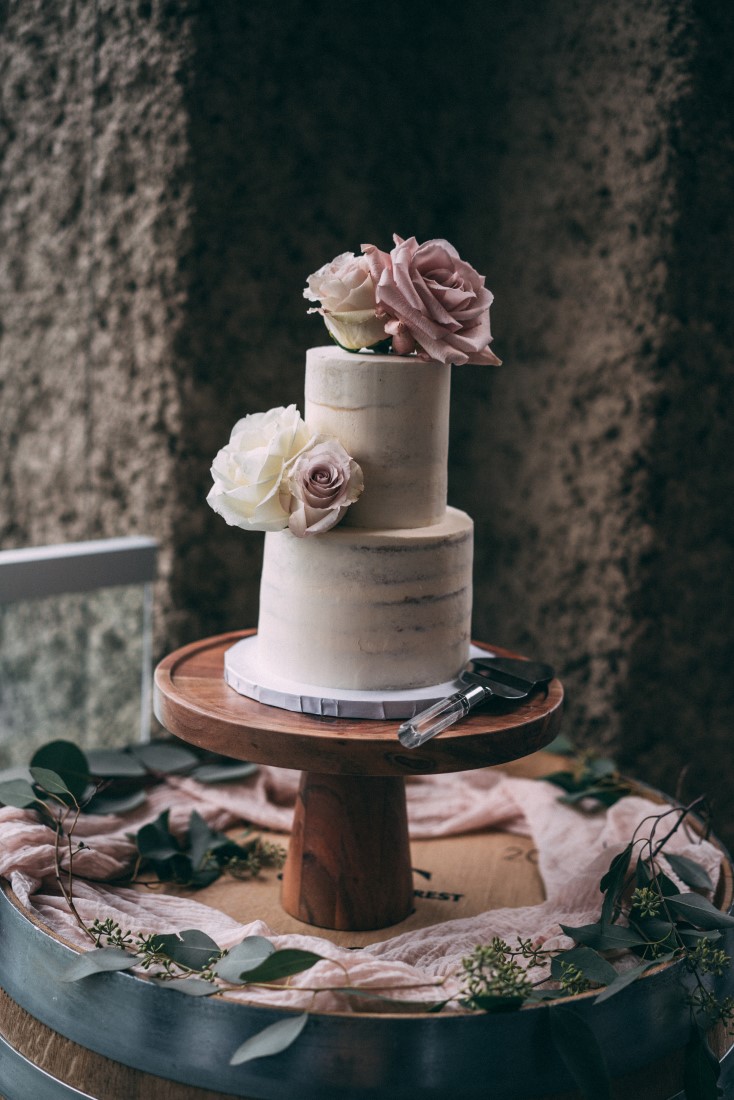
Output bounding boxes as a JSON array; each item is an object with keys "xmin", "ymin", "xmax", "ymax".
[
  {"xmin": 172, "ymin": 824, "xmax": 547, "ymax": 951},
  {"xmin": 281, "ymin": 772, "xmax": 413, "ymax": 931},
  {"xmin": 154, "ymin": 631, "xmax": 564, "ymax": 777},
  {"xmin": 155, "ymin": 632, "xmax": 563, "ymax": 932}
]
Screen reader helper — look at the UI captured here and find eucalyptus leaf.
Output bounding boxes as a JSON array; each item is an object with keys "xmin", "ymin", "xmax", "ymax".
[
  {"xmin": 635, "ymin": 857, "xmax": 654, "ymax": 888},
  {"xmin": 666, "ymin": 853, "xmax": 714, "ymax": 892},
  {"xmin": 558, "ymin": 786, "xmax": 625, "ymax": 808},
  {"xmin": 666, "ymin": 892, "xmax": 734, "ymax": 930},
  {"xmin": 237, "ymin": 948, "xmax": 325, "ymax": 984},
  {"xmin": 60, "ymin": 947, "xmax": 138, "ymax": 981},
  {"xmin": 85, "ymin": 789, "xmax": 149, "ymax": 816},
  {"xmin": 600, "ymin": 844, "xmax": 633, "ymax": 925},
  {"xmin": 131, "ymin": 741, "xmax": 199, "ymax": 775},
  {"xmin": 188, "ymin": 810, "xmax": 234, "ymax": 870},
  {"xmin": 30, "ymin": 767, "xmax": 73, "ymax": 797},
  {"xmin": 214, "ymin": 937, "xmax": 275, "ymax": 983},
  {"xmin": 548, "ymin": 1006, "xmax": 612, "ymax": 1100},
  {"xmin": 561, "ymin": 922, "xmax": 647, "ymax": 952},
  {"xmin": 678, "ymin": 929, "xmax": 723, "ymax": 948},
  {"xmin": 165, "ymin": 852, "xmax": 197, "ymax": 884},
  {"xmin": 149, "ymin": 929, "xmax": 222, "ymax": 971},
  {"xmin": 0, "ymin": 766, "xmax": 33, "ymax": 783},
  {"xmin": 544, "ymin": 771, "xmax": 577, "ymax": 793},
  {"xmin": 155, "ymin": 977, "xmax": 218, "ymax": 996},
  {"xmin": 593, "ymin": 958, "xmax": 666, "ymax": 1004},
  {"xmin": 229, "ymin": 1012, "xmax": 307, "ymax": 1066},
  {"xmin": 683, "ymin": 1026, "xmax": 723, "ymax": 1100},
  {"xmin": 136, "ymin": 810, "xmax": 180, "ymax": 861},
  {"xmin": 659, "ymin": 872, "xmax": 680, "ymax": 897},
  {"xmin": 631, "ymin": 917, "xmax": 680, "ymax": 954},
  {"xmin": 190, "ymin": 761, "xmax": 259, "ymax": 784},
  {"xmin": 543, "ymin": 733, "xmax": 576, "ymax": 755},
  {"xmin": 30, "ymin": 740, "xmax": 90, "ymax": 800},
  {"xmin": 634, "ymin": 861, "xmax": 679, "ymax": 897},
  {"xmin": 550, "ymin": 946, "xmax": 617, "ymax": 986},
  {"xmin": 587, "ymin": 758, "xmax": 617, "ymax": 780},
  {"xmin": 0, "ymin": 777, "xmax": 40, "ymax": 808},
  {"xmin": 468, "ymin": 993, "xmax": 526, "ymax": 1013},
  {"xmin": 85, "ymin": 748, "xmax": 147, "ymax": 779}
]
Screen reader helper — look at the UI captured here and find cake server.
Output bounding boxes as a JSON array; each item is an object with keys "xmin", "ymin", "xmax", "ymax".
[{"xmin": 397, "ymin": 656, "xmax": 554, "ymax": 749}]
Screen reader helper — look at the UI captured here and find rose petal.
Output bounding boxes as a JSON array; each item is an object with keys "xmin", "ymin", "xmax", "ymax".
[
  {"xmin": 363, "ymin": 236, "xmax": 499, "ymax": 366},
  {"xmin": 288, "ymin": 502, "xmax": 345, "ymax": 538},
  {"xmin": 207, "ymin": 406, "xmax": 314, "ymax": 533},
  {"xmin": 362, "ymin": 243, "xmax": 392, "ymax": 288},
  {"xmin": 322, "ymin": 309, "xmax": 387, "ymax": 351}
]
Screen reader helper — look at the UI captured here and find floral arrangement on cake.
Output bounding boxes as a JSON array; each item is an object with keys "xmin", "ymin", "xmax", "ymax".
[
  {"xmin": 207, "ymin": 234, "xmax": 499, "ymax": 538},
  {"xmin": 206, "ymin": 405, "xmax": 363, "ymax": 538},
  {"xmin": 304, "ymin": 234, "xmax": 501, "ymax": 366}
]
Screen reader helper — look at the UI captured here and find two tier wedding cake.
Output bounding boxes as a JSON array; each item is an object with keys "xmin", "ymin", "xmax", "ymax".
[{"xmin": 206, "ymin": 235, "xmax": 500, "ymax": 714}]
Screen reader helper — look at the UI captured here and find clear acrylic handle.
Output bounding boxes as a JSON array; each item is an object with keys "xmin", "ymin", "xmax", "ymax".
[{"xmin": 398, "ymin": 692, "xmax": 471, "ymax": 749}]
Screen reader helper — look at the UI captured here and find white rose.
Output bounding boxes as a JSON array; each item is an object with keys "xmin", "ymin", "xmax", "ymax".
[
  {"xmin": 286, "ymin": 438, "xmax": 364, "ymax": 537},
  {"xmin": 304, "ymin": 252, "xmax": 387, "ymax": 351},
  {"xmin": 206, "ymin": 405, "xmax": 314, "ymax": 532},
  {"xmin": 304, "ymin": 252, "xmax": 376, "ymax": 313}
]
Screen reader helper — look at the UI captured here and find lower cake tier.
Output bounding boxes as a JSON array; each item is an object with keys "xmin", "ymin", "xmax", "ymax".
[{"xmin": 256, "ymin": 506, "xmax": 473, "ymax": 691}]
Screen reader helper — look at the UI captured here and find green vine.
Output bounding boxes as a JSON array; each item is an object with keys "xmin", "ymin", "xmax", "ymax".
[{"xmin": 1, "ymin": 737, "xmax": 732, "ymax": 1092}]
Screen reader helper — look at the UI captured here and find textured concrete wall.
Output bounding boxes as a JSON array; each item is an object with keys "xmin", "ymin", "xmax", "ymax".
[
  {"xmin": 0, "ymin": 0, "xmax": 194, "ymax": 757},
  {"xmin": 1, "ymin": 2, "xmax": 733, "ymax": 834},
  {"xmin": 450, "ymin": 0, "xmax": 734, "ymax": 822}
]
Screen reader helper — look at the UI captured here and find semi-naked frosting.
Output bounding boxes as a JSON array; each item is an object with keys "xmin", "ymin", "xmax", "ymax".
[
  {"xmin": 305, "ymin": 346, "xmax": 450, "ymax": 529},
  {"xmin": 255, "ymin": 346, "xmax": 474, "ymax": 693},
  {"xmin": 257, "ymin": 507, "xmax": 473, "ymax": 690}
]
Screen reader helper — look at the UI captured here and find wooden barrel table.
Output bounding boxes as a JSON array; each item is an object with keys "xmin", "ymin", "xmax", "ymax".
[{"xmin": 1, "ymin": 637, "xmax": 732, "ymax": 1098}]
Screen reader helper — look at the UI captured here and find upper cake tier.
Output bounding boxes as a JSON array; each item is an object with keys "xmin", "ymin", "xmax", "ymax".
[{"xmin": 305, "ymin": 346, "xmax": 450, "ymax": 530}]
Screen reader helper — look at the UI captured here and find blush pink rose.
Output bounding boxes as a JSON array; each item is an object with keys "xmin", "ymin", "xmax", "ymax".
[
  {"xmin": 362, "ymin": 235, "xmax": 501, "ymax": 366},
  {"xmin": 286, "ymin": 439, "xmax": 364, "ymax": 537}
]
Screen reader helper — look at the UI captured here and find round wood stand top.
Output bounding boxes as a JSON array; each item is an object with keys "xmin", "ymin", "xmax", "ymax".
[{"xmin": 154, "ymin": 631, "xmax": 564, "ymax": 777}]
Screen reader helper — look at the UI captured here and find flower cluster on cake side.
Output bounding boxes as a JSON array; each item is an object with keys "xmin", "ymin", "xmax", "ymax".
[
  {"xmin": 207, "ymin": 235, "xmax": 499, "ymax": 538},
  {"xmin": 206, "ymin": 405, "xmax": 363, "ymax": 538}
]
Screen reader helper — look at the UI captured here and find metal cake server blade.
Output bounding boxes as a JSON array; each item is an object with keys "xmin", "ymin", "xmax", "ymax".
[{"xmin": 397, "ymin": 656, "xmax": 554, "ymax": 749}]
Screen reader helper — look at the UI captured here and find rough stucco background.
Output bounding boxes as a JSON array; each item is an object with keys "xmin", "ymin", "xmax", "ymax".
[{"xmin": 1, "ymin": 2, "xmax": 732, "ymax": 836}]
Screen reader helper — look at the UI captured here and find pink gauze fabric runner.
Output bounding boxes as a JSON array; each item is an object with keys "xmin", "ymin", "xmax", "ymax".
[{"xmin": 0, "ymin": 765, "xmax": 722, "ymax": 1011}]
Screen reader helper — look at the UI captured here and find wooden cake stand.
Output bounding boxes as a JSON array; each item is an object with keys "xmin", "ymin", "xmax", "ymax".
[{"xmin": 154, "ymin": 631, "xmax": 563, "ymax": 933}]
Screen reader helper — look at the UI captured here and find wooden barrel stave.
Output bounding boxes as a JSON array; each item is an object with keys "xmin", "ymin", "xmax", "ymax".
[{"xmin": 1, "ymin": 754, "xmax": 733, "ymax": 1099}]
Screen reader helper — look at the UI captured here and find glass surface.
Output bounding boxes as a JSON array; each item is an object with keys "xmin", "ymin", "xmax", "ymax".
[{"xmin": 0, "ymin": 583, "xmax": 153, "ymax": 768}]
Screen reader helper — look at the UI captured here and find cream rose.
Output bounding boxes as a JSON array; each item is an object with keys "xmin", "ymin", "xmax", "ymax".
[
  {"xmin": 304, "ymin": 252, "xmax": 387, "ymax": 351},
  {"xmin": 286, "ymin": 439, "xmax": 364, "ymax": 537},
  {"xmin": 206, "ymin": 405, "xmax": 314, "ymax": 532},
  {"xmin": 362, "ymin": 235, "xmax": 501, "ymax": 366}
]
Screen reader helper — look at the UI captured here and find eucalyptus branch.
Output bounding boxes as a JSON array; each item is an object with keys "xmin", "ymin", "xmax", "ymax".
[
  {"xmin": 52, "ymin": 802, "xmax": 96, "ymax": 944},
  {"xmin": 648, "ymin": 796, "xmax": 708, "ymax": 862}
]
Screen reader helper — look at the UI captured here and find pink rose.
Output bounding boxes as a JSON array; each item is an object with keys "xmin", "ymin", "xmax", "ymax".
[
  {"xmin": 286, "ymin": 439, "xmax": 364, "ymax": 537},
  {"xmin": 362, "ymin": 235, "xmax": 501, "ymax": 366}
]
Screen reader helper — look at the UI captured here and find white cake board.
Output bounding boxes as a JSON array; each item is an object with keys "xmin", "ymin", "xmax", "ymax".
[{"xmin": 224, "ymin": 636, "xmax": 492, "ymax": 720}]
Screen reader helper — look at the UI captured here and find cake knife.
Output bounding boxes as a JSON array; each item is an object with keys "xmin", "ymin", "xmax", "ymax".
[{"xmin": 397, "ymin": 656, "xmax": 554, "ymax": 749}]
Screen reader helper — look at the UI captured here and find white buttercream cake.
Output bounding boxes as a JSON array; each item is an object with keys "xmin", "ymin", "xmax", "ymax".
[{"xmin": 255, "ymin": 346, "xmax": 473, "ymax": 692}]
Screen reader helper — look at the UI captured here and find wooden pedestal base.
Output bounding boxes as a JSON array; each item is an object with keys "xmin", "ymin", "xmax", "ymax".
[
  {"xmin": 154, "ymin": 632, "xmax": 564, "ymax": 933},
  {"xmin": 281, "ymin": 772, "xmax": 413, "ymax": 931}
]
